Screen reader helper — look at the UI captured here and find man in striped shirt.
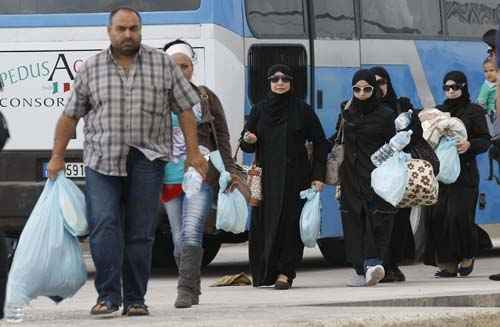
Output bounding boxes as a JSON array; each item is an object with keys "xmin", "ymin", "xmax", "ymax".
[{"xmin": 47, "ymin": 6, "xmax": 207, "ymax": 317}]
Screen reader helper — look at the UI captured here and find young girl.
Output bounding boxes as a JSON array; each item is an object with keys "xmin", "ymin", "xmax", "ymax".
[{"xmin": 477, "ymin": 58, "xmax": 497, "ymax": 122}]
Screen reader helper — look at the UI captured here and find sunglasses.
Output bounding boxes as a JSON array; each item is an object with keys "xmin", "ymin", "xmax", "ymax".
[
  {"xmin": 268, "ymin": 75, "xmax": 293, "ymax": 83},
  {"xmin": 376, "ymin": 79, "xmax": 387, "ymax": 86},
  {"xmin": 352, "ymin": 85, "xmax": 374, "ymax": 94},
  {"xmin": 442, "ymin": 84, "xmax": 463, "ymax": 92}
]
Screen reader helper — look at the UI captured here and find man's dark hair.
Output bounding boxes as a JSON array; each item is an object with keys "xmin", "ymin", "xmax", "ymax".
[{"xmin": 109, "ymin": 6, "xmax": 142, "ymax": 26}]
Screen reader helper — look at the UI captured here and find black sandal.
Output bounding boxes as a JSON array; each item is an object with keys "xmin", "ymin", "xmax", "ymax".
[
  {"xmin": 434, "ymin": 270, "xmax": 457, "ymax": 278},
  {"xmin": 90, "ymin": 300, "xmax": 119, "ymax": 316},
  {"xmin": 123, "ymin": 304, "xmax": 149, "ymax": 316}
]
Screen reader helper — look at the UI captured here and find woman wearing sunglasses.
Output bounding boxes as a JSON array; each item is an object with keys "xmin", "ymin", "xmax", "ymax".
[
  {"xmin": 240, "ymin": 64, "xmax": 328, "ymax": 289},
  {"xmin": 335, "ymin": 69, "xmax": 403, "ymax": 287},
  {"xmin": 423, "ymin": 71, "xmax": 490, "ymax": 278},
  {"xmin": 369, "ymin": 66, "xmax": 425, "ymax": 283}
]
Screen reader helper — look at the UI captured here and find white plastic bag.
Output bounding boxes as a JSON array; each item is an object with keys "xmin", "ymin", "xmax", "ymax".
[
  {"xmin": 210, "ymin": 151, "xmax": 249, "ymax": 234},
  {"xmin": 371, "ymin": 152, "xmax": 410, "ymax": 207},
  {"xmin": 58, "ymin": 175, "xmax": 88, "ymax": 237},
  {"xmin": 182, "ymin": 167, "xmax": 203, "ymax": 198},
  {"xmin": 299, "ymin": 188, "xmax": 321, "ymax": 248},
  {"xmin": 435, "ymin": 137, "xmax": 460, "ymax": 184},
  {"xmin": 5, "ymin": 172, "xmax": 87, "ymax": 309}
]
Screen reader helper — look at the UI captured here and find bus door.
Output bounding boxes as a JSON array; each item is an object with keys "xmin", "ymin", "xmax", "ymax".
[
  {"xmin": 243, "ymin": 0, "xmax": 312, "ymax": 161},
  {"xmin": 310, "ymin": 0, "xmax": 361, "ymax": 242}
]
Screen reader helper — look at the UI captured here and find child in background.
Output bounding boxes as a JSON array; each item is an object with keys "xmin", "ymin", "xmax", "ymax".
[{"xmin": 477, "ymin": 57, "xmax": 497, "ymax": 122}]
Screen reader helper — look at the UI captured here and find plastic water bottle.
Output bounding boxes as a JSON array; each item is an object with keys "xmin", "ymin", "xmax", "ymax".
[
  {"xmin": 371, "ymin": 143, "xmax": 396, "ymax": 167},
  {"xmin": 182, "ymin": 167, "xmax": 203, "ymax": 198},
  {"xmin": 4, "ymin": 304, "xmax": 25, "ymax": 323}
]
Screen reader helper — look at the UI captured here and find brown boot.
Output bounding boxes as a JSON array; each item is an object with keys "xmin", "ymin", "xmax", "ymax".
[
  {"xmin": 174, "ymin": 246, "xmax": 203, "ymax": 309},
  {"xmin": 192, "ymin": 249, "xmax": 203, "ymax": 305}
]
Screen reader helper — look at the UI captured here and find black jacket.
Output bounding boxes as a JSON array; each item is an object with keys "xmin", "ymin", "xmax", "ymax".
[{"xmin": 337, "ymin": 101, "xmax": 396, "ymax": 213}]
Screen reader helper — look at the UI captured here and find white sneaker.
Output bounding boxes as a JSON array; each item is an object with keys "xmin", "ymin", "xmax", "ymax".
[
  {"xmin": 365, "ymin": 265, "xmax": 385, "ymax": 286},
  {"xmin": 347, "ymin": 272, "xmax": 367, "ymax": 287}
]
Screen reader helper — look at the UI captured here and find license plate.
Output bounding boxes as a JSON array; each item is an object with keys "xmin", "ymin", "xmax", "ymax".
[{"xmin": 42, "ymin": 162, "xmax": 85, "ymax": 179}]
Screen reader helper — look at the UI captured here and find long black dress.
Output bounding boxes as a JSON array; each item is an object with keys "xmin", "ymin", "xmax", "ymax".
[
  {"xmin": 240, "ymin": 94, "xmax": 327, "ymax": 286},
  {"xmin": 424, "ymin": 100, "xmax": 490, "ymax": 266},
  {"xmin": 338, "ymin": 99, "xmax": 397, "ymax": 274}
]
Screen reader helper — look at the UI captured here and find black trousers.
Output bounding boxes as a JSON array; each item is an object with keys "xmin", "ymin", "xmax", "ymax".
[
  {"xmin": 341, "ymin": 204, "xmax": 395, "ymax": 274},
  {"xmin": 0, "ymin": 237, "xmax": 9, "ymax": 319}
]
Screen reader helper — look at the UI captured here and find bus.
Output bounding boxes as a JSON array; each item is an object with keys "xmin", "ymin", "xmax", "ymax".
[{"xmin": 0, "ymin": 0, "xmax": 498, "ymax": 267}]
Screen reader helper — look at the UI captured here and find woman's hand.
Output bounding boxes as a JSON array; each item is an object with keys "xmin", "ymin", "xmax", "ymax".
[
  {"xmin": 311, "ymin": 180, "xmax": 324, "ymax": 192},
  {"xmin": 456, "ymin": 139, "xmax": 471, "ymax": 154},
  {"xmin": 243, "ymin": 131, "xmax": 258, "ymax": 144},
  {"xmin": 225, "ymin": 174, "xmax": 241, "ymax": 193}
]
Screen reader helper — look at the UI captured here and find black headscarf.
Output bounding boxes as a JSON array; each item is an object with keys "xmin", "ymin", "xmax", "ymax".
[
  {"xmin": 441, "ymin": 71, "xmax": 470, "ymax": 112},
  {"xmin": 351, "ymin": 69, "xmax": 380, "ymax": 115},
  {"xmin": 369, "ymin": 66, "xmax": 398, "ymax": 111},
  {"xmin": 262, "ymin": 64, "xmax": 293, "ymax": 126}
]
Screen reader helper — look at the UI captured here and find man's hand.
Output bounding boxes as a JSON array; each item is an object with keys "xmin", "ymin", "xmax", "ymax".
[
  {"xmin": 243, "ymin": 132, "xmax": 258, "ymax": 144},
  {"xmin": 47, "ymin": 154, "xmax": 65, "ymax": 180},
  {"xmin": 457, "ymin": 140, "xmax": 471, "ymax": 154},
  {"xmin": 186, "ymin": 150, "xmax": 208, "ymax": 179},
  {"xmin": 311, "ymin": 180, "xmax": 324, "ymax": 192}
]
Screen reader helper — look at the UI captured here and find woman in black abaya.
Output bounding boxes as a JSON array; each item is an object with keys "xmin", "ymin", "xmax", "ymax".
[
  {"xmin": 424, "ymin": 71, "xmax": 490, "ymax": 277},
  {"xmin": 370, "ymin": 66, "xmax": 423, "ymax": 283},
  {"xmin": 240, "ymin": 64, "xmax": 328, "ymax": 289}
]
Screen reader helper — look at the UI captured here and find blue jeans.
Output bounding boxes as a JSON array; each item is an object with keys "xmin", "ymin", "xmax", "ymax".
[
  {"xmin": 164, "ymin": 183, "xmax": 213, "ymax": 257},
  {"xmin": 85, "ymin": 148, "xmax": 164, "ymax": 307}
]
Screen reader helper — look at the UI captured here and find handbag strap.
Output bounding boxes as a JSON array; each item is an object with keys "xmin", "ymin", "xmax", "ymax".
[
  {"xmin": 198, "ymin": 86, "xmax": 220, "ymax": 151},
  {"xmin": 335, "ymin": 100, "xmax": 351, "ymax": 144}
]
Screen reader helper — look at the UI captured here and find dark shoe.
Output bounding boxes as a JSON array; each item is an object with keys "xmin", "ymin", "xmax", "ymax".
[
  {"xmin": 175, "ymin": 246, "xmax": 203, "ymax": 309},
  {"xmin": 274, "ymin": 274, "xmax": 291, "ymax": 290},
  {"xmin": 434, "ymin": 270, "xmax": 457, "ymax": 278},
  {"xmin": 90, "ymin": 300, "xmax": 119, "ymax": 316},
  {"xmin": 392, "ymin": 267, "xmax": 406, "ymax": 282},
  {"xmin": 123, "ymin": 304, "xmax": 149, "ymax": 316},
  {"xmin": 458, "ymin": 259, "xmax": 475, "ymax": 277},
  {"xmin": 489, "ymin": 273, "xmax": 500, "ymax": 281}
]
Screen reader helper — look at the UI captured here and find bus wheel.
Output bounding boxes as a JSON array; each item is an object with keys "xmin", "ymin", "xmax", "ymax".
[
  {"xmin": 202, "ymin": 236, "xmax": 221, "ymax": 267},
  {"xmin": 317, "ymin": 238, "xmax": 346, "ymax": 267}
]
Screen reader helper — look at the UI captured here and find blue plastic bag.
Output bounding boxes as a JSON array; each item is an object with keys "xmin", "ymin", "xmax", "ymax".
[
  {"xmin": 299, "ymin": 188, "xmax": 321, "ymax": 248},
  {"xmin": 435, "ymin": 137, "xmax": 460, "ymax": 184},
  {"xmin": 5, "ymin": 173, "xmax": 87, "ymax": 308},
  {"xmin": 58, "ymin": 175, "xmax": 88, "ymax": 237},
  {"xmin": 371, "ymin": 152, "xmax": 409, "ymax": 207},
  {"xmin": 209, "ymin": 151, "xmax": 249, "ymax": 234}
]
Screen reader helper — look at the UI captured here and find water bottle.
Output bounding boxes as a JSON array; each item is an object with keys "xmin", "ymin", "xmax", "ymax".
[
  {"xmin": 4, "ymin": 304, "xmax": 25, "ymax": 323},
  {"xmin": 182, "ymin": 167, "xmax": 203, "ymax": 198},
  {"xmin": 371, "ymin": 143, "xmax": 396, "ymax": 167}
]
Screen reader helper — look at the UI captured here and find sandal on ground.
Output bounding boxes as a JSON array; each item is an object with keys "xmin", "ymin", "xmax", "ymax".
[
  {"xmin": 123, "ymin": 304, "xmax": 149, "ymax": 316},
  {"xmin": 434, "ymin": 270, "xmax": 457, "ymax": 278},
  {"xmin": 90, "ymin": 300, "xmax": 119, "ymax": 316},
  {"xmin": 274, "ymin": 274, "xmax": 291, "ymax": 290}
]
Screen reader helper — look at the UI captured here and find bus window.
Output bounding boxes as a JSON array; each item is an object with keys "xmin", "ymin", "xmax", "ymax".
[
  {"xmin": 245, "ymin": 0, "xmax": 307, "ymax": 38},
  {"xmin": 248, "ymin": 45, "xmax": 307, "ymax": 105},
  {"xmin": 313, "ymin": 0, "xmax": 356, "ymax": 40},
  {"xmin": 0, "ymin": 0, "xmax": 201, "ymax": 14},
  {"xmin": 361, "ymin": 0, "xmax": 443, "ymax": 38},
  {"xmin": 444, "ymin": 0, "xmax": 498, "ymax": 38}
]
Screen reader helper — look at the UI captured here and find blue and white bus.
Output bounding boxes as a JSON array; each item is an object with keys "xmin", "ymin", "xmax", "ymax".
[{"xmin": 0, "ymin": 0, "xmax": 498, "ymax": 266}]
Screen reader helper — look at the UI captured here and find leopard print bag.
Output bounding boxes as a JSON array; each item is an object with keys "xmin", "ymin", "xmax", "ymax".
[{"xmin": 397, "ymin": 159, "xmax": 439, "ymax": 208}]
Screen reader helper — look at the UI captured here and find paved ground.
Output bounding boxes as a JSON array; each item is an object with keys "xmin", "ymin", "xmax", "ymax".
[{"xmin": 5, "ymin": 244, "xmax": 500, "ymax": 326}]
